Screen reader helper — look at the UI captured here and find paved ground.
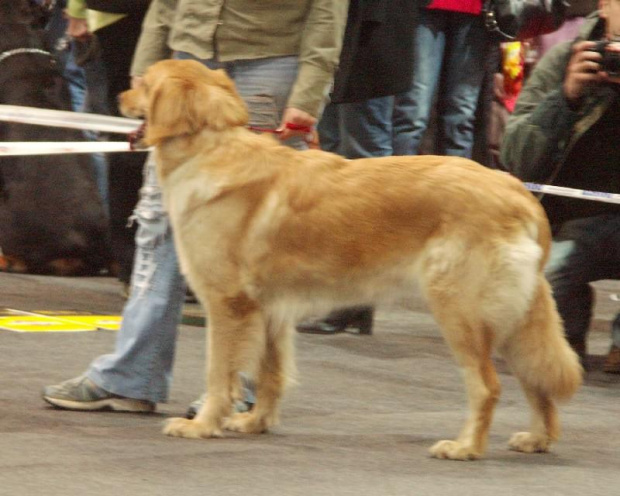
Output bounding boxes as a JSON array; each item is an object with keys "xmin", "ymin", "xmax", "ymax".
[{"xmin": 1, "ymin": 272, "xmax": 619, "ymax": 496}]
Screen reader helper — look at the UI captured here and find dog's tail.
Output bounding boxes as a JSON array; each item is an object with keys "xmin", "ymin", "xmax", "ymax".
[
  {"xmin": 499, "ymin": 274, "xmax": 583, "ymax": 402},
  {"xmin": 491, "ymin": 224, "xmax": 582, "ymax": 403}
]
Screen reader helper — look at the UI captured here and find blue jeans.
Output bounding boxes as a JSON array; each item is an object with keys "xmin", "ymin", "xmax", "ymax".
[
  {"xmin": 545, "ymin": 215, "xmax": 620, "ymax": 348},
  {"xmin": 79, "ymin": 47, "xmax": 111, "ymax": 212},
  {"xmin": 43, "ymin": 3, "xmax": 110, "ymax": 209},
  {"xmin": 392, "ymin": 10, "xmax": 488, "ymax": 157},
  {"xmin": 87, "ymin": 54, "xmax": 305, "ymax": 402},
  {"xmin": 319, "ymin": 96, "xmax": 394, "ymax": 158}
]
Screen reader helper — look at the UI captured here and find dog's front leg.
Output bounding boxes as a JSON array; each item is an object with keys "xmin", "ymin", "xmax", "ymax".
[
  {"xmin": 163, "ymin": 327, "xmax": 234, "ymax": 439},
  {"xmin": 225, "ymin": 320, "xmax": 296, "ymax": 434},
  {"xmin": 164, "ymin": 290, "xmax": 265, "ymax": 439}
]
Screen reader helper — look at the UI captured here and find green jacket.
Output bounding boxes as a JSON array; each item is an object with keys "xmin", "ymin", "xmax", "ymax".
[
  {"xmin": 501, "ymin": 14, "xmax": 617, "ymax": 185},
  {"xmin": 501, "ymin": 13, "xmax": 620, "ymax": 225},
  {"xmin": 131, "ymin": 0, "xmax": 349, "ymax": 118}
]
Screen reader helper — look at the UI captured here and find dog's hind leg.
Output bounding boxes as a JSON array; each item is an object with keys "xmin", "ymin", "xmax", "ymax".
[
  {"xmin": 225, "ymin": 319, "xmax": 296, "ymax": 434},
  {"xmin": 164, "ymin": 290, "xmax": 266, "ymax": 439},
  {"xmin": 427, "ymin": 311, "xmax": 501, "ymax": 461},
  {"xmin": 499, "ymin": 276, "xmax": 582, "ymax": 453}
]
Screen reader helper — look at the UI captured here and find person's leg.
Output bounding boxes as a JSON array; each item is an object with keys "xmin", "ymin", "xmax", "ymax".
[
  {"xmin": 392, "ymin": 10, "xmax": 445, "ymax": 156},
  {"xmin": 227, "ymin": 56, "xmax": 307, "ymax": 151},
  {"xmin": 338, "ymin": 95, "xmax": 394, "ymax": 158},
  {"xmin": 545, "ymin": 215, "xmax": 620, "ymax": 367},
  {"xmin": 44, "ymin": 2, "xmax": 86, "ymax": 109},
  {"xmin": 96, "ymin": 14, "xmax": 147, "ymax": 285},
  {"xmin": 317, "ymin": 101, "xmax": 341, "ymax": 153},
  {"xmin": 79, "ymin": 46, "xmax": 111, "ymax": 212},
  {"xmin": 86, "ymin": 154, "xmax": 186, "ymax": 402},
  {"xmin": 435, "ymin": 13, "xmax": 488, "ymax": 157},
  {"xmin": 43, "ymin": 154, "xmax": 186, "ymax": 410},
  {"xmin": 604, "ymin": 219, "xmax": 620, "ymax": 373}
]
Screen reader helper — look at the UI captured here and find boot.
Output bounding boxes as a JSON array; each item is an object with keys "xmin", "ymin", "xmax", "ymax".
[{"xmin": 296, "ymin": 306, "xmax": 374, "ymax": 335}]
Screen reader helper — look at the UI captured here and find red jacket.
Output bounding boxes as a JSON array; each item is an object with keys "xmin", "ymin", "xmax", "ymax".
[{"xmin": 426, "ymin": 0, "xmax": 482, "ymax": 15}]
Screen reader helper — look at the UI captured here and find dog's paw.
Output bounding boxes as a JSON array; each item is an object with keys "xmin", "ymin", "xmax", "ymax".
[
  {"xmin": 429, "ymin": 440, "xmax": 481, "ymax": 461},
  {"xmin": 224, "ymin": 412, "xmax": 270, "ymax": 434},
  {"xmin": 508, "ymin": 432, "xmax": 550, "ymax": 453},
  {"xmin": 163, "ymin": 417, "xmax": 223, "ymax": 439}
]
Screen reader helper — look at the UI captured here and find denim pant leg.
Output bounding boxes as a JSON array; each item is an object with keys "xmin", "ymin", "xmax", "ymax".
[
  {"xmin": 545, "ymin": 215, "xmax": 620, "ymax": 346},
  {"xmin": 174, "ymin": 53, "xmax": 307, "ymax": 152},
  {"xmin": 318, "ymin": 97, "xmax": 393, "ymax": 157},
  {"xmin": 392, "ymin": 11, "xmax": 445, "ymax": 156},
  {"xmin": 88, "ymin": 153, "xmax": 186, "ymax": 403},
  {"xmin": 80, "ymin": 50, "xmax": 110, "ymax": 211},
  {"xmin": 436, "ymin": 14, "xmax": 488, "ymax": 157},
  {"xmin": 337, "ymin": 96, "xmax": 394, "ymax": 159},
  {"xmin": 392, "ymin": 11, "xmax": 487, "ymax": 157}
]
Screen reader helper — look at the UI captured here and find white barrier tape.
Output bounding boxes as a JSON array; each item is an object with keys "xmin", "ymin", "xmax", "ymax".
[
  {"xmin": 0, "ymin": 105, "xmax": 141, "ymax": 134},
  {"xmin": 524, "ymin": 182, "xmax": 620, "ymax": 205},
  {"xmin": 1, "ymin": 105, "xmax": 618, "ymax": 204},
  {"xmin": 0, "ymin": 141, "xmax": 142, "ymax": 156}
]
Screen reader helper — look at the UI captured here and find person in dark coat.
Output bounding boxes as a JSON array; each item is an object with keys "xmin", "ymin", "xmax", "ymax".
[
  {"xmin": 318, "ymin": 0, "xmax": 423, "ymax": 157},
  {"xmin": 500, "ymin": 10, "xmax": 620, "ymax": 372},
  {"xmin": 297, "ymin": 0, "xmax": 425, "ymax": 335},
  {"xmin": 66, "ymin": 0, "xmax": 152, "ymax": 290}
]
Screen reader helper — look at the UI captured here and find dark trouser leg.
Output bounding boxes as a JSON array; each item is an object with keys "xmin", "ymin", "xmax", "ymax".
[
  {"xmin": 545, "ymin": 215, "xmax": 620, "ymax": 366},
  {"xmin": 95, "ymin": 14, "xmax": 147, "ymax": 283}
]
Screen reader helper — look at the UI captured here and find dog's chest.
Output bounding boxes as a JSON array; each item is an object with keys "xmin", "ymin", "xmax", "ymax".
[{"xmin": 163, "ymin": 169, "xmax": 226, "ymax": 221}]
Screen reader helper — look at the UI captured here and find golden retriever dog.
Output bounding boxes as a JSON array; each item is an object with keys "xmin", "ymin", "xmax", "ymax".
[{"xmin": 119, "ymin": 60, "xmax": 582, "ymax": 461}]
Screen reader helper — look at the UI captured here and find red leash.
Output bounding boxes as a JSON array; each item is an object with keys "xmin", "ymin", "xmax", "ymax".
[
  {"xmin": 247, "ymin": 122, "xmax": 313, "ymax": 134},
  {"xmin": 248, "ymin": 122, "xmax": 319, "ymax": 148},
  {"xmin": 129, "ymin": 123, "xmax": 316, "ymax": 150}
]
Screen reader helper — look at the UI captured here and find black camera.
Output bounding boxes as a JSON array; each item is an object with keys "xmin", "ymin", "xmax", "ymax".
[{"xmin": 588, "ymin": 40, "xmax": 620, "ymax": 78}]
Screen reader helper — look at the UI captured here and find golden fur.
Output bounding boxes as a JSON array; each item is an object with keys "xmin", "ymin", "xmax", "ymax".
[{"xmin": 119, "ymin": 60, "xmax": 582, "ymax": 460}]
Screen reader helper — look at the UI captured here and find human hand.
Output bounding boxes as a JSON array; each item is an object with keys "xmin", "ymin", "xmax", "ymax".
[
  {"xmin": 603, "ymin": 42, "xmax": 620, "ymax": 84},
  {"xmin": 563, "ymin": 41, "xmax": 604, "ymax": 105},
  {"xmin": 277, "ymin": 107, "xmax": 317, "ymax": 144},
  {"xmin": 66, "ymin": 16, "xmax": 90, "ymax": 42}
]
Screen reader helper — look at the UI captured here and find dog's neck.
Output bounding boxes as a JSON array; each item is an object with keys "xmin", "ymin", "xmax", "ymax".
[
  {"xmin": 154, "ymin": 127, "xmax": 248, "ymax": 181},
  {"xmin": 154, "ymin": 134, "xmax": 201, "ymax": 180}
]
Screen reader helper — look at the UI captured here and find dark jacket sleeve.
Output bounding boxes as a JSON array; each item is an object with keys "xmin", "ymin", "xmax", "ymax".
[
  {"xmin": 500, "ymin": 41, "xmax": 582, "ymax": 182},
  {"xmin": 330, "ymin": 0, "xmax": 422, "ymax": 103},
  {"xmin": 85, "ymin": 0, "xmax": 151, "ymax": 14}
]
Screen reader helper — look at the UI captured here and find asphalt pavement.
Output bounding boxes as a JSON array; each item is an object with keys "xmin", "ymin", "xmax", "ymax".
[{"xmin": 1, "ymin": 272, "xmax": 619, "ymax": 496}]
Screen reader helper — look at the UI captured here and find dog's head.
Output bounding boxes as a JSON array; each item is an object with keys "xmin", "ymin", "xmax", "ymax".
[{"xmin": 119, "ymin": 59, "xmax": 249, "ymax": 146}]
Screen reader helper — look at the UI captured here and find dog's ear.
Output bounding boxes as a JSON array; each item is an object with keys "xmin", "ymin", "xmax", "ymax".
[
  {"xmin": 145, "ymin": 73, "xmax": 249, "ymax": 145},
  {"xmin": 205, "ymin": 69, "xmax": 250, "ymax": 131},
  {"xmin": 145, "ymin": 77, "xmax": 208, "ymax": 145}
]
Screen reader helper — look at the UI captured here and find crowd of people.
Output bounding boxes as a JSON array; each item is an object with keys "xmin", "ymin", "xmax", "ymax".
[{"xmin": 29, "ymin": 0, "xmax": 619, "ymax": 416}]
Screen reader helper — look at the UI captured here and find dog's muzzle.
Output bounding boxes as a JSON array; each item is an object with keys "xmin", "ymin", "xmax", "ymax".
[{"xmin": 128, "ymin": 122, "xmax": 147, "ymax": 150}]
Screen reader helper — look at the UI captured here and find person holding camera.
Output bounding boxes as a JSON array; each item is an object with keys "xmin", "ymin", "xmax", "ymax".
[{"xmin": 501, "ymin": 2, "xmax": 620, "ymax": 372}]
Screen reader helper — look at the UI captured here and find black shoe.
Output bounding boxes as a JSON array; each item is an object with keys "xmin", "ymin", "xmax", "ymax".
[
  {"xmin": 297, "ymin": 306, "xmax": 374, "ymax": 335},
  {"xmin": 185, "ymin": 287, "xmax": 199, "ymax": 304}
]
